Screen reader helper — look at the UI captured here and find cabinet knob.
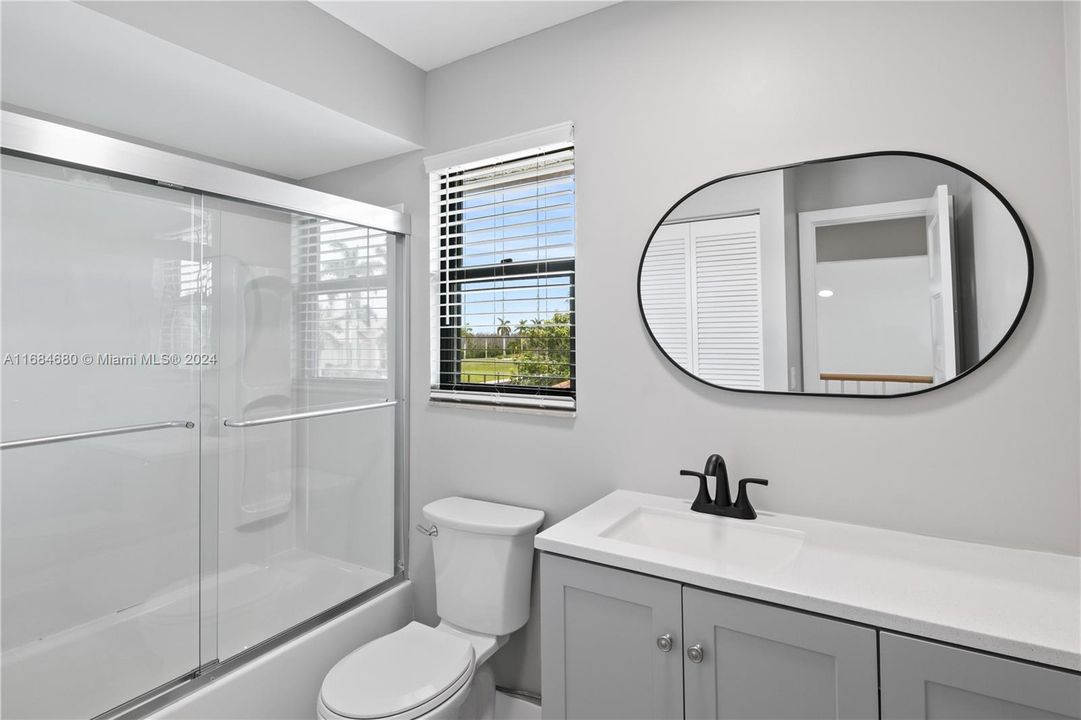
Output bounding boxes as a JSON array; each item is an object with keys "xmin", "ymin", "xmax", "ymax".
[
  {"xmin": 656, "ymin": 633, "xmax": 673, "ymax": 652},
  {"xmin": 687, "ymin": 643, "xmax": 704, "ymax": 663}
]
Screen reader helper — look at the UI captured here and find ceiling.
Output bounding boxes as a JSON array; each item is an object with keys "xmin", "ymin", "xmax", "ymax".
[
  {"xmin": 1, "ymin": 2, "xmax": 419, "ymax": 179},
  {"xmin": 312, "ymin": 1, "xmax": 617, "ymax": 71},
  {"xmin": 1, "ymin": 1, "xmax": 616, "ymax": 180}
]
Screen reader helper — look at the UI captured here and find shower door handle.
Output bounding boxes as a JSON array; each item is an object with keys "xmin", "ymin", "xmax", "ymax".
[
  {"xmin": 222, "ymin": 399, "xmax": 399, "ymax": 428},
  {"xmin": 0, "ymin": 420, "xmax": 196, "ymax": 450}
]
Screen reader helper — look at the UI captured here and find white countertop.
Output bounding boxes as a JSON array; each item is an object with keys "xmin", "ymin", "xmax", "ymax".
[{"xmin": 534, "ymin": 490, "xmax": 1081, "ymax": 672}]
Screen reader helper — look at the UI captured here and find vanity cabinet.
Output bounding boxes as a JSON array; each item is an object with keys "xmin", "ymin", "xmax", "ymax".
[
  {"xmin": 682, "ymin": 587, "xmax": 878, "ymax": 720},
  {"xmin": 880, "ymin": 633, "xmax": 1081, "ymax": 720},
  {"xmin": 541, "ymin": 554, "xmax": 876, "ymax": 720},
  {"xmin": 539, "ymin": 554, "xmax": 684, "ymax": 720},
  {"xmin": 541, "ymin": 554, "xmax": 1081, "ymax": 720}
]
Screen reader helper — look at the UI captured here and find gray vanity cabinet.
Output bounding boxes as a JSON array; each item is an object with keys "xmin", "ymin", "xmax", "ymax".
[
  {"xmin": 682, "ymin": 587, "xmax": 879, "ymax": 720},
  {"xmin": 539, "ymin": 553, "xmax": 684, "ymax": 720},
  {"xmin": 880, "ymin": 633, "xmax": 1081, "ymax": 720},
  {"xmin": 541, "ymin": 554, "xmax": 877, "ymax": 720},
  {"xmin": 540, "ymin": 554, "xmax": 1080, "ymax": 720}
]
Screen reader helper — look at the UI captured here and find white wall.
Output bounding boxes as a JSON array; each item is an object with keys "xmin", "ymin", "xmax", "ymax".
[
  {"xmin": 970, "ymin": 180, "xmax": 1030, "ymax": 356},
  {"xmin": 1066, "ymin": 2, "xmax": 1080, "ymax": 255},
  {"xmin": 1066, "ymin": 3, "xmax": 1081, "ymax": 495},
  {"xmin": 303, "ymin": 1, "xmax": 1081, "ymax": 694}
]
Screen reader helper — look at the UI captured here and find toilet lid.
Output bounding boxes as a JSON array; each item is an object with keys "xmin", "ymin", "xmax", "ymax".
[{"xmin": 320, "ymin": 622, "xmax": 475, "ymax": 720}]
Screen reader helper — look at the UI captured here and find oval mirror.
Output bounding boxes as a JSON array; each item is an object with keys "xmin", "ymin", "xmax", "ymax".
[{"xmin": 638, "ymin": 153, "xmax": 1032, "ymax": 397}]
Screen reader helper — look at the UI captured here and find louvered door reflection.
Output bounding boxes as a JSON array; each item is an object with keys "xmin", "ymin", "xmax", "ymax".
[
  {"xmin": 639, "ymin": 224, "xmax": 691, "ymax": 368},
  {"xmin": 640, "ymin": 215, "xmax": 763, "ymax": 389},
  {"xmin": 690, "ymin": 215, "xmax": 763, "ymax": 390}
]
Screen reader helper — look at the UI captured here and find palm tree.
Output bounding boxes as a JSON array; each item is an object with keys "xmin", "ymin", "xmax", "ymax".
[
  {"xmin": 516, "ymin": 319, "xmax": 529, "ymax": 354},
  {"xmin": 496, "ymin": 317, "xmax": 511, "ymax": 354}
]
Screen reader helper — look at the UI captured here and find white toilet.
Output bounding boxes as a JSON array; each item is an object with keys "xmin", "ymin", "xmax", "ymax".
[{"xmin": 317, "ymin": 497, "xmax": 545, "ymax": 720}]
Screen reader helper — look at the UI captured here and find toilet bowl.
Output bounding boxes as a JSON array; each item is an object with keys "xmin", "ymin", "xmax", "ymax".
[
  {"xmin": 317, "ymin": 622, "xmax": 475, "ymax": 720},
  {"xmin": 318, "ymin": 497, "xmax": 544, "ymax": 720}
]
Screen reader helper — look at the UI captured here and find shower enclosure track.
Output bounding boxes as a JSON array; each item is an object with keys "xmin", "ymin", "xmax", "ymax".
[{"xmin": 0, "ymin": 420, "xmax": 196, "ymax": 450}]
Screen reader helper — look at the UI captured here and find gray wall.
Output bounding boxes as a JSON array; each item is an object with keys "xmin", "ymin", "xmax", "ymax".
[
  {"xmin": 1068, "ymin": 2, "xmax": 1081, "ymax": 258},
  {"xmin": 303, "ymin": 1, "xmax": 1081, "ymax": 695},
  {"xmin": 81, "ymin": 1, "xmax": 426, "ymax": 147},
  {"xmin": 815, "ymin": 217, "xmax": 927, "ymax": 261},
  {"xmin": 1067, "ymin": 3, "xmax": 1081, "ymax": 495},
  {"xmin": 790, "ymin": 155, "xmax": 969, "ymax": 212}
]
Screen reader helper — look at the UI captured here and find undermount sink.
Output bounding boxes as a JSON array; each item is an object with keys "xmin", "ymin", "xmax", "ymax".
[{"xmin": 600, "ymin": 506, "xmax": 805, "ymax": 572}]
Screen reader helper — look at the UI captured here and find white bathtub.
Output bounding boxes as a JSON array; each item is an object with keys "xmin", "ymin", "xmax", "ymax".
[
  {"xmin": 150, "ymin": 580, "xmax": 412, "ymax": 720},
  {"xmin": 1, "ymin": 562, "xmax": 408, "ymax": 720}
]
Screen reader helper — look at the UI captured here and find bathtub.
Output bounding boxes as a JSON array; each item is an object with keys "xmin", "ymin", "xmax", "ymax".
[
  {"xmin": 1, "ymin": 561, "xmax": 409, "ymax": 720},
  {"xmin": 149, "ymin": 580, "xmax": 412, "ymax": 720}
]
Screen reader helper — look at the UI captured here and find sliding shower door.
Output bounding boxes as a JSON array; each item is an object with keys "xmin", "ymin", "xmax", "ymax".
[
  {"xmin": 1, "ymin": 155, "xmax": 205, "ymax": 719},
  {"xmin": 1, "ymin": 129, "xmax": 405, "ymax": 719},
  {"xmin": 205, "ymin": 198, "xmax": 400, "ymax": 661}
]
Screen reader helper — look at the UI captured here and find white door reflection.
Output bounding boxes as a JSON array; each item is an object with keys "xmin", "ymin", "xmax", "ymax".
[{"xmin": 799, "ymin": 185, "xmax": 957, "ymax": 395}]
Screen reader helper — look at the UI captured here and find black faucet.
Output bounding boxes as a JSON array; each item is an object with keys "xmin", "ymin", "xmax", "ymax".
[{"xmin": 680, "ymin": 453, "xmax": 768, "ymax": 520}]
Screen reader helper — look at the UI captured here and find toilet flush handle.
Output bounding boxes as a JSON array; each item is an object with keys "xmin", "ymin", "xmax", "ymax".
[{"xmin": 415, "ymin": 524, "xmax": 438, "ymax": 537}]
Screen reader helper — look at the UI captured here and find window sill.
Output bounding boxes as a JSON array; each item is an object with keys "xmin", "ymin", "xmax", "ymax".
[{"xmin": 428, "ymin": 391, "xmax": 575, "ymax": 418}]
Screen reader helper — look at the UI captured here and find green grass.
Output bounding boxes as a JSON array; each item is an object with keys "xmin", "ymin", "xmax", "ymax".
[{"xmin": 460, "ymin": 358, "xmax": 519, "ymax": 384}]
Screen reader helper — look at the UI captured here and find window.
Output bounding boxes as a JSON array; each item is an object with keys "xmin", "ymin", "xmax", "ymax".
[
  {"xmin": 293, "ymin": 217, "xmax": 390, "ymax": 380},
  {"xmin": 428, "ymin": 135, "xmax": 575, "ymax": 411}
]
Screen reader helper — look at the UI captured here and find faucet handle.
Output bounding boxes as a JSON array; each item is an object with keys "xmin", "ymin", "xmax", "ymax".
[
  {"xmin": 734, "ymin": 478, "xmax": 769, "ymax": 520},
  {"xmin": 680, "ymin": 470, "xmax": 713, "ymax": 512}
]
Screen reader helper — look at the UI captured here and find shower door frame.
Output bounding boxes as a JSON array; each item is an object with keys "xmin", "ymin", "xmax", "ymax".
[{"xmin": 0, "ymin": 110, "xmax": 411, "ymax": 720}]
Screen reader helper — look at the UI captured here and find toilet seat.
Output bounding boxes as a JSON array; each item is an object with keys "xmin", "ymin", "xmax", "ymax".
[{"xmin": 319, "ymin": 622, "xmax": 476, "ymax": 720}]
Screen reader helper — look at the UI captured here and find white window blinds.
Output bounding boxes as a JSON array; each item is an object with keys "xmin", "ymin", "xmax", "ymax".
[
  {"xmin": 428, "ymin": 141, "xmax": 575, "ymax": 411},
  {"xmin": 639, "ymin": 224, "xmax": 692, "ymax": 368}
]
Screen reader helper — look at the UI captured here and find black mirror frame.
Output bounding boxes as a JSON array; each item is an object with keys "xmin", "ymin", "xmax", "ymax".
[{"xmin": 637, "ymin": 150, "xmax": 1034, "ymax": 399}]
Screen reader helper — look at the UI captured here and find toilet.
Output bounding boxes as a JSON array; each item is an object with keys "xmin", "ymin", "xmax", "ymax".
[{"xmin": 317, "ymin": 497, "xmax": 545, "ymax": 720}]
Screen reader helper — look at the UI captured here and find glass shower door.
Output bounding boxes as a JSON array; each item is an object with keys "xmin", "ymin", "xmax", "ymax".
[
  {"xmin": 206, "ymin": 198, "xmax": 399, "ymax": 661},
  {"xmin": 0, "ymin": 156, "xmax": 205, "ymax": 719}
]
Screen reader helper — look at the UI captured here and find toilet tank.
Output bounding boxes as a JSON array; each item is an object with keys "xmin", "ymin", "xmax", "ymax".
[{"xmin": 422, "ymin": 497, "xmax": 545, "ymax": 636}]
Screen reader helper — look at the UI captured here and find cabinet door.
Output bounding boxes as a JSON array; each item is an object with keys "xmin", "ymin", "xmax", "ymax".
[
  {"xmin": 880, "ymin": 633, "xmax": 1081, "ymax": 720},
  {"xmin": 539, "ymin": 554, "xmax": 683, "ymax": 720},
  {"xmin": 682, "ymin": 587, "xmax": 878, "ymax": 720}
]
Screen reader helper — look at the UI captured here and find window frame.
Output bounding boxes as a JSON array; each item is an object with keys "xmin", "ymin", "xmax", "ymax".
[{"xmin": 432, "ymin": 145, "xmax": 576, "ymax": 402}]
